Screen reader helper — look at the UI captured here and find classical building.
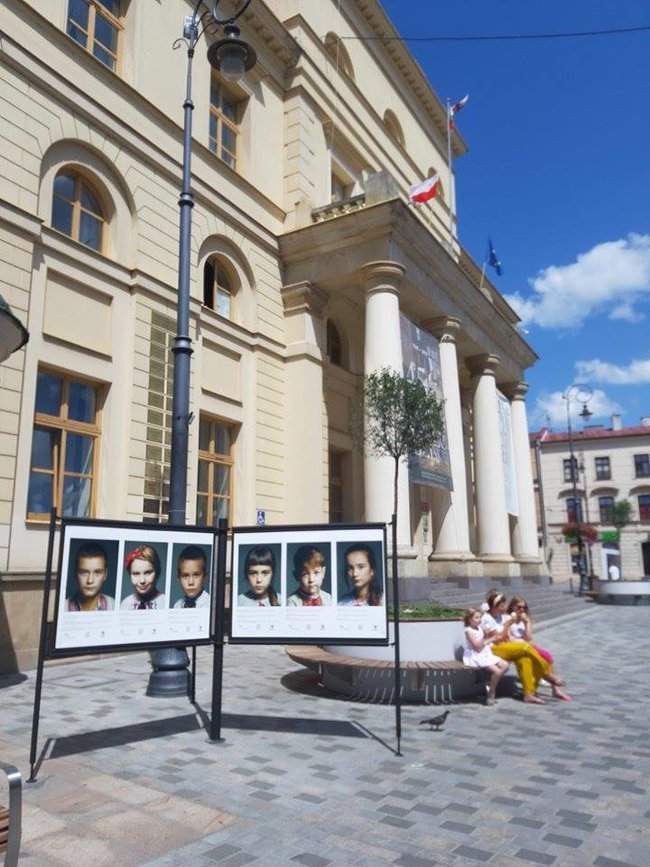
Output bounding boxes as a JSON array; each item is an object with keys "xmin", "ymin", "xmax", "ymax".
[
  {"xmin": 531, "ymin": 417, "xmax": 650, "ymax": 583},
  {"xmin": 0, "ymin": 0, "xmax": 541, "ymax": 671}
]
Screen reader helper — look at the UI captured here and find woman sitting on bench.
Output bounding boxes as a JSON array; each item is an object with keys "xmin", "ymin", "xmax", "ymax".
[{"xmin": 480, "ymin": 590, "xmax": 569, "ymax": 704}]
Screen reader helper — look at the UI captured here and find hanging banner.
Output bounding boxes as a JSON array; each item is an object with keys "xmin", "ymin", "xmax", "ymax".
[
  {"xmin": 400, "ymin": 315, "xmax": 452, "ymax": 490},
  {"xmin": 497, "ymin": 391, "xmax": 519, "ymax": 516},
  {"xmin": 229, "ymin": 523, "xmax": 388, "ymax": 644},
  {"xmin": 52, "ymin": 520, "xmax": 216, "ymax": 654}
]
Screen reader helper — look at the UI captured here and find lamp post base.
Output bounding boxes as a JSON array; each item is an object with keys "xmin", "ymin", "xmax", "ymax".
[{"xmin": 146, "ymin": 647, "xmax": 190, "ymax": 697}]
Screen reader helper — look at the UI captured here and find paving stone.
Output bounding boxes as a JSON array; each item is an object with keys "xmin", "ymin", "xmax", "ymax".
[
  {"xmin": 509, "ymin": 818, "xmax": 544, "ymax": 829},
  {"xmin": 515, "ymin": 849, "xmax": 556, "ymax": 865},
  {"xmin": 393, "ymin": 855, "xmax": 437, "ymax": 867},
  {"xmin": 594, "ymin": 858, "xmax": 642, "ymax": 867},
  {"xmin": 452, "ymin": 844, "xmax": 493, "ymax": 862},
  {"xmin": 542, "ymin": 834, "xmax": 583, "ymax": 849},
  {"xmin": 290, "ymin": 855, "xmax": 331, "ymax": 867}
]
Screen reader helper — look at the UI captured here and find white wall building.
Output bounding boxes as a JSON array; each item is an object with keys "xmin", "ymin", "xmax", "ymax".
[
  {"xmin": 0, "ymin": 0, "xmax": 541, "ymax": 671},
  {"xmin": 532, "ymin": 417, "xmax": 650, "ymax": 583}
]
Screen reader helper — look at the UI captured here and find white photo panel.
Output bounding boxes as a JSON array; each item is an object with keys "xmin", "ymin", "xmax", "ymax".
[
  {"xmin": 53, "ymin": 522, "xmax": 217, "ymax": 653},
  {"xmin": 230, "ymin": 525, "xmax": 387, "ymax": 644}
]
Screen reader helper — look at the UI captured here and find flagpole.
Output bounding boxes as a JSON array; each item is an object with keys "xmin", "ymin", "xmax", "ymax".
[
  {"xmin": 479, "ymin": 260, "xmax": 486, "ymax": 291},
  {"xmin": 446, "ymin": 98, "xmax": 454, "ymax": 255}
]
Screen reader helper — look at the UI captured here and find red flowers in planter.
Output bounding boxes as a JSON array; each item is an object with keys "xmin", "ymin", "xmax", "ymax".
[{"xmin": 562, "ymin": 522, "xmax": 599, "ymax": 545}]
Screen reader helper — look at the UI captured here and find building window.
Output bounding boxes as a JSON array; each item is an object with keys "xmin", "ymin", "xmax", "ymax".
[
  {"xmin": 142, "ymin": 313, "xmax": 173, "ymax": 523},
  {"xmin": 27, "ymin": 370, "xmax": 101, "ymax": 520},
  {"xmin": 209, "ymin": 77, "xmax": 243, "ymax": 169},
  {"xmin": 329, "ymin": 450, "xmax": 344, "ymax": 523},
  {"xmin": 324, "ymin": 33, "xmax": 355, "ymax": 81},
  {"xmin": 563, "ymin": 457, "xmax": 578, "ymax": 483},
  {"xmin": 634, "ymin": 453, "xmax": 650, "ymax": 478},
  {"xmin": 595, "ymin": 456, "xmax": 611, "ymax": 480},
  {"xmin": 598, "ymin": 496, "xmax": 614, "ymax": 524},
  {"xmin": 383, "ymin": 109, "xmax": 405, "ymax": 148},
  {"xmin": 203, "ymin": 257, "xmax": 235, "ymax": 319},
  {"xmin": 566, "ymin": 497, "xmax": 583, "ymax": 523},
  {"xmin": 326, "ymin": 320, "xmax": 343, "ymax": 366},
  {"xmin": 197, "ymin": 416, "xmax": 234, "ymax": 526},
  {"xmin": 52, "ymin": 170, "xmax": 105, "ymax": 252},
  {"xmin": 639, "ymin": 494, "xmax": 650, "ymax": 522},
  {"xmin": 331, "ymin": 172, "xmax": 353, "ymax": 203},
  {"xmin": 67, "ymin": 0, "xmax": 122, "ymax": 71}
]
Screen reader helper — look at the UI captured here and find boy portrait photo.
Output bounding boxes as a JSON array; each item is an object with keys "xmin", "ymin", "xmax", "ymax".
[
  {"xmin": 65, "ymin": 538, "xmax": 119, "ymax": 612},
  {"xmin": 286, "ymin": 542, "xmax": 332, "ymax": 606},
  {"xmin": 170, "ymin": 543, "xmax": 212, "ymax": 609}
]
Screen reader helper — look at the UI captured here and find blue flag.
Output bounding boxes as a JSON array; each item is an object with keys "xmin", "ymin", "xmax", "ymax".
[{"xmin": 487, "ymin": 238, "xmax": 502, "ymax": 276}]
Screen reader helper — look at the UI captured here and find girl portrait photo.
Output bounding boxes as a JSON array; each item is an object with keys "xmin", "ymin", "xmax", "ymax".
[
  {"xmin": 337, "ymin": 541, "xmax": 384, "ymax": 607},
  {"xmin": 120, "ymin": 542, "xmax": 168, "ymax": 610},
  {"xmin": 237, "ymin": 543, "xmax": 282, "ymax": 607}
]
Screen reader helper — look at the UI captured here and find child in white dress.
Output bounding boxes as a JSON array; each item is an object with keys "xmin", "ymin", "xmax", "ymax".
[{"xmin": 463, "ymin": 607, "xmax": 509, "ymax": 705}]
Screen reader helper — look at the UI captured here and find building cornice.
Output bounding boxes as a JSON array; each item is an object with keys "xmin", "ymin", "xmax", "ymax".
[
  {"xmin": 348, "ymin": 0, "xmax": 468, "ymax": 158},
  {"xmin": 280, "ymin": 198, "xmax": 538, "ymax": 373}
]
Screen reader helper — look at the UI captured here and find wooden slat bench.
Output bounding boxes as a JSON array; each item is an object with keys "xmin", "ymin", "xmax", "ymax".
[
  {"xmin": 286, "ymin": 646, "xmax": 490, "ymax": 704},
  {"xmin": 0, "ymin": 761, "xmax": 21, "ymax": 867}
]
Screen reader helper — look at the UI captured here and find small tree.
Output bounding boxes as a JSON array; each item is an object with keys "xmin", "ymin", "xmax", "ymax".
[
  {"xmin": 612, "ymin": 499, "xmax": 633, "ymax": 578},
  {"xmin": 360, "ymin": 367, "xmax": 445, "ymax": 523}
]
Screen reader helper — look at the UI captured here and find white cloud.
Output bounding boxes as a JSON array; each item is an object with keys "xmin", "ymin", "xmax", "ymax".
[
  {"xmin": 575, "ymin": 357, "xmax": 650, "ymax": 385},
  {"xmin": 531, "ymin": 388, "xmax": 622, "ymax": 428},
  {"xmin": 506, "ymin": 233, "xmax": 650, "ymax": 329}
]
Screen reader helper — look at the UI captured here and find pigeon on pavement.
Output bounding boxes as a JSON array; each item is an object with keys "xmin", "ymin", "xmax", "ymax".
[{"xmin": 419, "ymin": 710, "xmax": 450, "ymax": 731}]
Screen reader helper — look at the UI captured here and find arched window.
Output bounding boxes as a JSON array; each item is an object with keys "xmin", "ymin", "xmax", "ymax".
[
  {"xmin": 383, "ymin": 110, "xmax": 404, "ymax": 148},
  {"xmin": 326, "ymin": 320, "xmax": 344, "ymax": 367},
  {"xmin": 51, "ymin": 169, "xmax": 105, "ymax": 252},
  {"xmin": 324, "ymin": 32, "xmax": 355, "ymax": 81},
  {"xmin": 203, "ymin": 256, "xmax": 236, "ymax": 319}
]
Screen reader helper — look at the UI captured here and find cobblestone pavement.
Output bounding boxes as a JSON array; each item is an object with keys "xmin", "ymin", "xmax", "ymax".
[{"xmin": 1, "ymin": 606, "xmax": 649, "ymax": 867}]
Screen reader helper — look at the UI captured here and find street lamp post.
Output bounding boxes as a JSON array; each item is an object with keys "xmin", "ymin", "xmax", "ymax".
[
  {"xmin": 0, "ymin": 295, "xmax": 29, "ymax": 363},
  {"xmin": 147, "ymin": 0, "xmax": 256, "ymax": 698},
  {"xmin": 563, "ymin": 384, "xmax": 593, "ymax": 596}
]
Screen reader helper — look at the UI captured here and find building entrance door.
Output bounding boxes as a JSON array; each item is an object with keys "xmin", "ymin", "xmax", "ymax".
[{"xmin": 642, "ymin": 541, "xmax": 650, "ymax": 577}]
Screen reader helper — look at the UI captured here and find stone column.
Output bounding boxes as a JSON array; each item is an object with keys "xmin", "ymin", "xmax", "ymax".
[
  {"xmin": 467, "ymin": 354, "xmax": 512, "ymax": 559},
  {"xmin": 281, "ymin": 281, "xmax": 328, "ymax": 523},
  {"xmin": 504, "ymin": 381, "xmax": 541, "ymax": 560},
  {"xmin": 424, "ymin": 316, "xmax": 472, "ymax": 559},
  {"xmin": 361, "ymin": 260, "xmax": 411, "ymax": 547}
]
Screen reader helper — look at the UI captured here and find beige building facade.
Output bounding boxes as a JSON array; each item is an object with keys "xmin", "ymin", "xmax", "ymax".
[
  {"xmin": 0, "ymin": 0, "xmax": 541, "ymax": 672},
  {"xmin": 531, "ymin": 419, "xmax": 650, "ymax": 583}
]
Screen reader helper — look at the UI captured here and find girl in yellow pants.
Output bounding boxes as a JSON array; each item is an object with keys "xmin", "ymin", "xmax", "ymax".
[{"xmin": 481, "ymin": 590, "xmax": 569, "ymax": 704}]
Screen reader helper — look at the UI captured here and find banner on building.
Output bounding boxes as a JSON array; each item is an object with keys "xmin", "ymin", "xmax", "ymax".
[
  {"xmin": 52, "ymin": 520, "xmax": 216, "ymax": 654},
  {"xmin": 399, "ymin": 315, "xmax": 452, "ymax": 490},
  {"xmin": 229, "ymin": 523, "xmax": 388, "ymax": 644},
  {"xmin": 496, "ymin": 390, "xmax": 519, "ymax": 516}
]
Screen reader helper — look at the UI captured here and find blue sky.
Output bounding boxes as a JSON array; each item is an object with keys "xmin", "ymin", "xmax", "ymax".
[{"xmin": 381, "ymin": 1, "xmax": 650, "ymax": 430}]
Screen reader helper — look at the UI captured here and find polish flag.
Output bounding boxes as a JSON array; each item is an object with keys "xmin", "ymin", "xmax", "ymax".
[
  {"xmin": 449, "ymin": 94, "xmax": 469, "ymax": 129},
  {"xmin": 408, "ymin": 174, "xmax": 439, "ymax": 204}
]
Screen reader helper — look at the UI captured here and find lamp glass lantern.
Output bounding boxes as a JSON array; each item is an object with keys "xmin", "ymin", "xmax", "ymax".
[{"xmin": 207, "ymin": 24, "xmax": 256, "ymax": 81}]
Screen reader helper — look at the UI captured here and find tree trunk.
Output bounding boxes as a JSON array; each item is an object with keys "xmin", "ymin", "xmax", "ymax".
[{"xmin": 393, "ymin": 456, "xmax": 399, "ymax": 526}]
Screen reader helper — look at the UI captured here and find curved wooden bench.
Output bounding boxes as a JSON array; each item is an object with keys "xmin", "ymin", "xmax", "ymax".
[
  {"xmin": 286, "ymin": 646, "xmax": 489, "ymax": 704},
  {"xmin": 0, "ymin": 761, "xmax": 21, "ymax": 867}
]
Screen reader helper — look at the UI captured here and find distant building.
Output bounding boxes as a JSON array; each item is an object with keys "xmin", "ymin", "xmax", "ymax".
[{"xmin": 531, "ymin": 416, "xmax": 650, "ymax": 582}]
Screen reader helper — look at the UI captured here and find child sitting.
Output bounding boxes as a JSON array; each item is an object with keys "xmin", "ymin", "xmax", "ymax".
[
  {"xmin": 507, "ymin": 596, "xmax": 571, "ymax": 701},
  {"xmin": 463, "ymin": 607, "xmax": 509, "ymax": 706}
]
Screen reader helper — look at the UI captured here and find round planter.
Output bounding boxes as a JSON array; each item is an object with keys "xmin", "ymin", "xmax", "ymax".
[
  {"xmin": 325, "ymin": 618, "xmax": 464, "ymax": 662},
  {"xmin": 595, "ymin": 579, "xmax": 650, "ymax": 605}
]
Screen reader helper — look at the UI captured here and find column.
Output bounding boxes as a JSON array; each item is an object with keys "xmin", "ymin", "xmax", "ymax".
[
  {"xmin": 424, "ymin": 316, "xmax": 472, "ymax": 559},
  {"xmin": 467, "ymin": 354, "xmax": 512, "ymax": 559},
  {"xmin": 504, "ymin": 381, "xmax": 541, "ymax": 560},
  {"xmin": 361, "ymin": 260, "xmax": 412, "ymax": 547},
  {"xmin": 281, "ymin": 281, "xmax": 328, "ymax": 523}
]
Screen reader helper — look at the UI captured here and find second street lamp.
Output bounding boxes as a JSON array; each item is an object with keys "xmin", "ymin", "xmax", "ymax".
[
  {"xmin": 563, "ymin": 384, "xmax": 593, "ymax": 597},
  {"xmin": 147, "ymin": 0, "xmax": 256, "ymax": 697}
]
